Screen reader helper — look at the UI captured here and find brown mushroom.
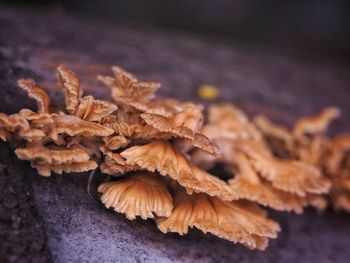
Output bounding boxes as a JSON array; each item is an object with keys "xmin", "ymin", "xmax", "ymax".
[
  {"xmin": 121, "ymin": 140, "xmax": 236, "ymax": 201},
  {"xmin": 98, "ymin": 172, "xmax": 173, "ymax": 220},
  {"xmin": 156, "ymin": 187, "xmax": 280, "ymax": 250}
]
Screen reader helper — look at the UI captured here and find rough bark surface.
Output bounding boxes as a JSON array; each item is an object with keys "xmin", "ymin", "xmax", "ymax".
[
  {"xmin": 1, "ymin": 5, "xmax": 350, "ymax": 263},
  {"xmin": 0, "ymin": 145, "xmax": 52, "ymax": 263}
]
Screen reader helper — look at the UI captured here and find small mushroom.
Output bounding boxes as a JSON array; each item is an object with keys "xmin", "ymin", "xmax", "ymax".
[
  {"xmin": 121, "ymin": 140, "xmax": 236, "ymax": 201},
  {"xmin": 17, "ymin": 79, "xmax": 50, "ymax": 113},
  {"xmin": 156, "ymin": 187, "xmax": 280, "ymax": 251},
  {"xmin": 98, "ymin": 172, "xmax": 173, "ymax": 220}
]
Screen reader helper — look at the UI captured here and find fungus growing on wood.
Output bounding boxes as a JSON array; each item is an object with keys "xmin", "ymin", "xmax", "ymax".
[
  {"xmin": 1, "ymin": 65, "xmax": 349, "ymax": 250},
  {"xmin": 98, "ymin": 172, "xmax": 173, "ymax": 220}
]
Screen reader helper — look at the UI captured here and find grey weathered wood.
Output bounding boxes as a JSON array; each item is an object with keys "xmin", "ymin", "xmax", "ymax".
[{"xmin": 1, "ymin": 4, "xmax": 350, "ymax": 263}]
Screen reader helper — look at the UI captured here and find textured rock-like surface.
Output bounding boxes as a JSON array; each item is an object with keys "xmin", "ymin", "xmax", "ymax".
[
  {"xmin": 0, "ymin": 144, "xmax": 52, "ymax": 263},
  {"xmin": 1, "ymin": 4, "xmax": 350, "ymax": 263}
]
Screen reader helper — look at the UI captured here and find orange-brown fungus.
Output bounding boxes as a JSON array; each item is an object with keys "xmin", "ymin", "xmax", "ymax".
[
  {"xmin": 1, "ymin": 65, "xmax": 348, "ymax": 250},
  {"xmin": 98, "ymin": 172, "xmax": 173, "ymax": 220},
  {"xmin": 156, "ymin": 187, "xmax": 280, "ymax": 250}
]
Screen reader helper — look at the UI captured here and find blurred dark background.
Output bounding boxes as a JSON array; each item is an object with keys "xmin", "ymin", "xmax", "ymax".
[{"xmin": 1, "ymin": 0, "xmax": 350, "ymax": 61}]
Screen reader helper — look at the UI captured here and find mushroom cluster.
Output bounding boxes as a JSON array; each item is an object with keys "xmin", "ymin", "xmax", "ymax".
[
  {"xmin": 254, "ymin": 108, "xmax": 350, "ymax": 212},
  {"xmin": 0, "ymin": 65, "xmax": 348, "ymax": 250}
]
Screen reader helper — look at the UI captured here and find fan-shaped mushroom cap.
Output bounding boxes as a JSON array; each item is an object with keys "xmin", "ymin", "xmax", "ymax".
[
  {"xmin": 75, "ymin": 95, "xmax": 118, "ymax": 122},
  {"xmin": 19, "ymin": 128, "xmax": 47, "ymax": 141},
  {"xmin": 321, "ymin": 135, "xmax": 350, "ymax": 212},
  {"xmin": 18, "ymin": 109, "xmax": 53, "ymax": 128},
  {"xmin": 100, "ymin": 152, "xmax": 139, "ymax": 176},
  {"xmin": 229, "ymin": 176, "xmax": 306, "ymax": 213},
  {"xmin": 296, "ymin": 135, "xmax": 329, "ymax": 166},
  {"xmin": 329, "ymin": 167, "xmax": 350, "ymax": 212},
  {"xmin": 141, "ymin": 113, "xmax": 220, "ymax": 156},
  {"xmin": 98, "ymin": 66, "xmax": 160, "ymax": 104},
  {"xmin": 253, "ymin": 115, "xmax": 294, "ymax": 156},
  {"xmin": 57, "ymin": 65, "xmax": 81, "ymax": 114},
  {"xmin": 205, "ymin": 104, "xmax": 261, "ymax": 141},
  {"xmin": 103, "ymin": 135, "xmax": 129, "ymax": 150},
  {"xmin": 52, "ymin": 115, "xmax": 114, "ymax": 137},
  {"xmin": 117, "ymin": 98, "xmax": 175, "ymax": 118},
  {"xmin": 326, "ymin": 134, "xmax": 350, "ymax": 174},
  {"xmin": 240, "ymin": 142, "xmax": 331, "ymax": 196},
  {"xmin": 228, "ymin": 152, "xmax": 306, "ymax": 213},
  {"xmin": 156, "ymin": 188, "xmax": 280, "ymax": 250},
  {"xmin": 105, "ymin": 122, "xmax": 169, "ymax": 140},
  {"xmin": 17, "ymin": 79, "xmax": 50, "ymax": 113},
  {"xmin": 121, "ymin": 140, "xmax": 236, "ymax": 201},
  {"xmin": 293, "ymin": 106, "xmax": 341, "ymax": 139},
  {"xmin": 254, "ymin": 115, "xmax": 292, "ymax": 143},
  {"xmin": 98, "ymin": 172, "xmax": 173, "ymax": 220},
  {"xmin": 0, "ymin": 113, "xmax": 30, "ymax": 133},
  {"xmin": 169, "ymin": 102, "xmax": 204, "ymax": 132},
  {"xmin": 203, "ymin": 105, "xmax": 331, "ymax": 198},
  {"xmin": 32, "ymin": 160, "xmax": 98, "ymax": 176},
  {"xmin": 15, "ymin": 145, "xmax": 91, "ymax": 165}
]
